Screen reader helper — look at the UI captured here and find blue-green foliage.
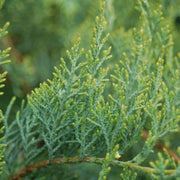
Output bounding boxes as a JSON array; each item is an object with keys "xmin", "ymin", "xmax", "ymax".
[{"xmin": 1, "ymin": 0, "xmax": 180, "ymax": 179}]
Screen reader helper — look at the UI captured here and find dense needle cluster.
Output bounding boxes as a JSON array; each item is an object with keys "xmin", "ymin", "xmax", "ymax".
[{"xmin": 0, "ymin": 0, "xmax": 179, "ymax": 179}]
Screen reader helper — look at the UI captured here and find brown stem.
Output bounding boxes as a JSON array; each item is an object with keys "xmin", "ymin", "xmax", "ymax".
[
  {"xmin": 11, "ymin": 156, "xmax": 176, "ymax": 180},
  {"xmin": 10, "ymin": 130, "xmax": 180, "ymax": 179},
  {"xmin": 142, "ymin": 130, "xmax": 180, "ymax": 163}
]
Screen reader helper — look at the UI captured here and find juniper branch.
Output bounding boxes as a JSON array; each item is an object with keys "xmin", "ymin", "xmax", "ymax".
[
  {"xmin": 11, "ymin": 157, "xmax": 177, "ymax": 180},
  {"xmin": 142, "ymin": 130, "xmax": 180, "ymax": 163}
]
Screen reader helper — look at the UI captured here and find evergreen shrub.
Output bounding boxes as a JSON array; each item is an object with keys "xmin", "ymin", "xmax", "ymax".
[{"xmin": 0, "ymin": 0, "xmax": 180, "ymax": 179}]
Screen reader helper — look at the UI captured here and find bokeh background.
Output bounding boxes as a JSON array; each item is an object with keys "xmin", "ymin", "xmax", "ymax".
[{"xmin": 0, "ymin": 0, "xmax": 179, "ymax": 179}]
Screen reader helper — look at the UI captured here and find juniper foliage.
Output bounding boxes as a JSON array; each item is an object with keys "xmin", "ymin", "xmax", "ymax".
[{"xmin": 0, "ymin": 0, "xmax": 180, "ymax": 179}]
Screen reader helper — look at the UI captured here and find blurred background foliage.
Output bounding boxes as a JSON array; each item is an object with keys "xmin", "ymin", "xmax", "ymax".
[{"xmin": 0, "ymin": 0, "xmax": 179, "ymax": 179}]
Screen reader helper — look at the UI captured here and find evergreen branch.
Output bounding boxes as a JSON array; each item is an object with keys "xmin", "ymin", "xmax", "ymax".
[
  {"xmin": 142, "ymin": 130, "xmax": 180, "ymax": 163},
  {"xmin": 11, "ymin": 156, "xmax": 177, "ymax": 180}
]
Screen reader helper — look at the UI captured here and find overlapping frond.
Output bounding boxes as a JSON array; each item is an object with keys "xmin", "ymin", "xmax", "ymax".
[{"xmin": 1, "ymin": 0, "xmax": 180, "ymax": 179}]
